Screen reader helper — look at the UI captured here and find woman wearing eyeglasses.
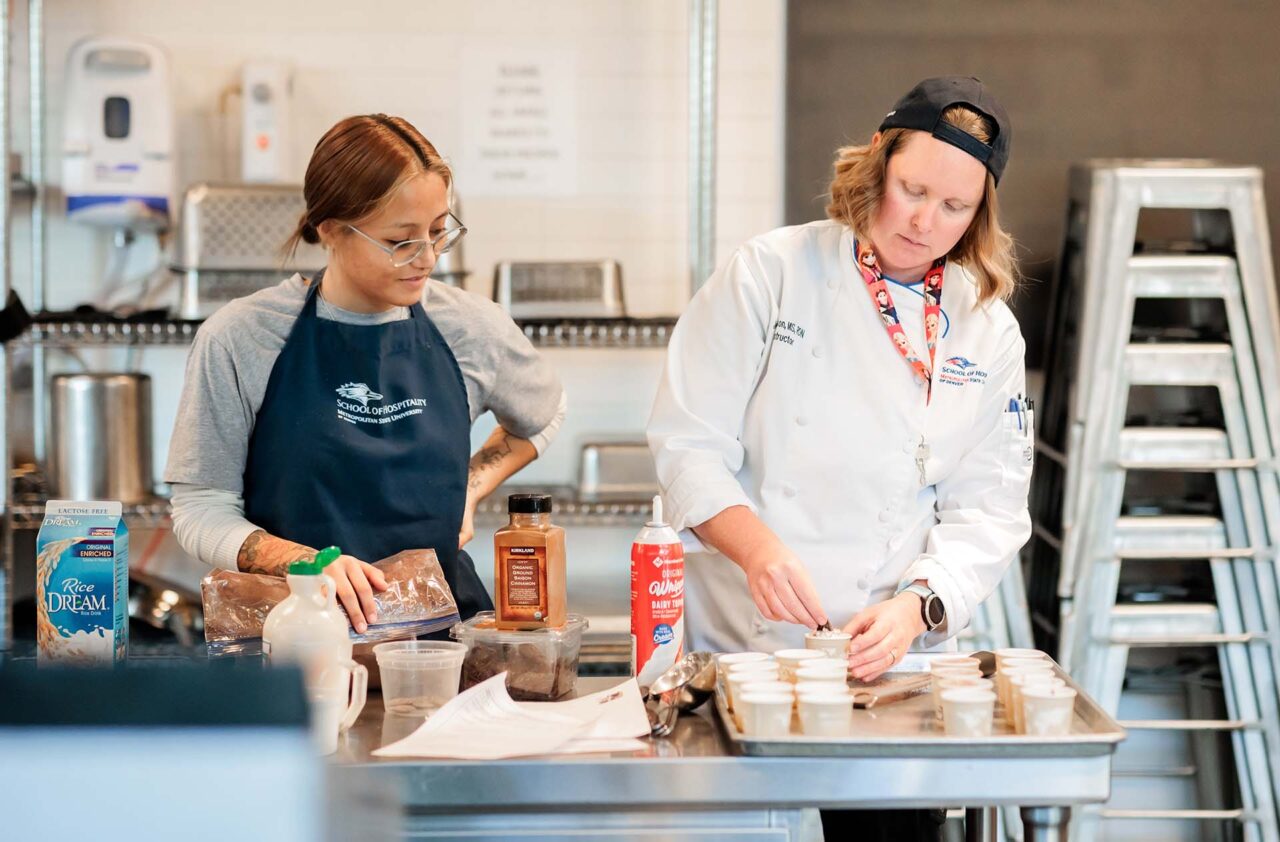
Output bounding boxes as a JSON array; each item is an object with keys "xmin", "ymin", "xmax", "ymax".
[{"xmin": 165, "ymin": 114, "xmax": 565, "ymax": 631}]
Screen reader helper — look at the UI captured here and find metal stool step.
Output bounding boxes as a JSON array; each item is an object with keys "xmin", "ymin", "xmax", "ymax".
[
  {"xmin": 1088, "ymin": 602, "xmax": 1279, "ymax": 842},
  {"xmin": 1099, "ymin": 808, "xmax": 1250, "ymax": 821},
  {"xmin": 1116, "ymin": 427, "xmax": 1257, "ymax": 471}
]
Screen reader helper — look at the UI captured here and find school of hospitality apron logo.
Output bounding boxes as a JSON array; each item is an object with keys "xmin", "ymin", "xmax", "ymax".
[
  {"xmin": 938, "ymin": 355, "xmax": 989, "ymax": 387},
  {"xmin": 336, "ymin": 382, "xmax": 383, "ymax": 406},
  {"xmin": 334, "ymin": 382, "xmax": 427, "ymax": 426}
]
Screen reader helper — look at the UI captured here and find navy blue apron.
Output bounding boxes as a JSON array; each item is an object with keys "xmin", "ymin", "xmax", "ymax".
[{"xmin": 242, "ymin": 276, "xmax": 492, "ymax": 626}]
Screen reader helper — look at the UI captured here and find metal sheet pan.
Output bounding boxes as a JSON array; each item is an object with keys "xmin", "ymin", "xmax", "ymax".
[{"xmin": 718, "ymin": 658, "xmax": 1125, "ymax": 759}]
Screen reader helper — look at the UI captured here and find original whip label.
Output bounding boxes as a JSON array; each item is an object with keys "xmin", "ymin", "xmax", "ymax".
[{"xmin": 631, "ymin": 541, "xmax": 685, "ymax": 685}]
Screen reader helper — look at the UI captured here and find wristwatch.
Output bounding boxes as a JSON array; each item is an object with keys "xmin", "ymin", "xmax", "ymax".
[{"xmin": 901, "ymin": 583, "xmax": 946, "ymax": 631}]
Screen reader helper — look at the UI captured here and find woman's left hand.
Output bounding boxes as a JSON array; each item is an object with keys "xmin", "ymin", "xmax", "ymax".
[{"xmin": 842, "ymin": 593, "xmax": 927, "ymax": 681}]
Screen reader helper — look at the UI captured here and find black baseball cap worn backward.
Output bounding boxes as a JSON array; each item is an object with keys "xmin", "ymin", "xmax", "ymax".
[{"xmin": 878, "ymin": 76, "xmax": 1011, "ymax": 185}]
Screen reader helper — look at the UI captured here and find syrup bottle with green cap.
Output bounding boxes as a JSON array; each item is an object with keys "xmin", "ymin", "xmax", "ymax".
[{"xmin": 262, "ymin": 545, "xmax": 351, "ymax": 663}]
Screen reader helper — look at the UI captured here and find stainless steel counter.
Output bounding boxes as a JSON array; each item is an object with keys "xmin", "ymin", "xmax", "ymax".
[{"xmin": 331, "ymin": 678, "xmax": 1116, "ymax": 841}]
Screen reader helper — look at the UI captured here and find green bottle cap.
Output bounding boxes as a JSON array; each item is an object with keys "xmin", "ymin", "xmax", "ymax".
[{"xmin": 287, "ymin": 546, "xmax": 341, "ymax": 576}]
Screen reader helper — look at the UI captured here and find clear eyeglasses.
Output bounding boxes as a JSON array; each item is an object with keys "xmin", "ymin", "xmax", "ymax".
[{"xmin": 347, "ymin": 211, "xmax": 467, "ymax": 268}]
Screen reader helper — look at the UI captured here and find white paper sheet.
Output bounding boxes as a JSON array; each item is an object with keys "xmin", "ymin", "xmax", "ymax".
[
  {"xmin": 373, "ymin": 673, "xmax": 600, "ymax": 759},
  {"xmin": 372, "ymin": 675, "xmax": 651, "ymax": 760},
  {"xmin": 519, "ymin": 678, "xmax": 651, "ymax": 754}
]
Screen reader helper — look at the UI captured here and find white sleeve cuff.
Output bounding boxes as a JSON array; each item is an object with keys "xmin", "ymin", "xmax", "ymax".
[
  {"xmin": 169, "ymin": 483, "xmax": 263, "ymax": 572},
  {"xmin": 526, "ymin": 389, "xmax": 567, "ymax": 456},
  {"xmin": 899, "ymin": 557, "xmax": 974, "ymax": 650}
]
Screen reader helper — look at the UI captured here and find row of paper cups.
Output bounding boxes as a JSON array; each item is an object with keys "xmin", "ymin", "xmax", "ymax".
[
  {"xmin": 716, "ymin": 651, "xmax": 854, "ymax": 737},
  {"xmin": 932, "ymin": 649, "xmax": 1077, "ymax": 737}
]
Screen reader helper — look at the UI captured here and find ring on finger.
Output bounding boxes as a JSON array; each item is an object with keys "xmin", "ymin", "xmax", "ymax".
[{"xmin": 887, "ymin": 648, "xmax": 898, "ymax": 665}]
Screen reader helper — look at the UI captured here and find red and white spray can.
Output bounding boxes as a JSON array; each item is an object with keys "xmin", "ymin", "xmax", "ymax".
[{"xmin": 631, "ymin": 495, "xmax": 685, "ymax": 685}]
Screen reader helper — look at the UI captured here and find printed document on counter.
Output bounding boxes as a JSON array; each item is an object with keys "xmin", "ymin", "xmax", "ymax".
[{"xmin": 373, "ymin": 674, "xmax": 649, "ymax": 759}]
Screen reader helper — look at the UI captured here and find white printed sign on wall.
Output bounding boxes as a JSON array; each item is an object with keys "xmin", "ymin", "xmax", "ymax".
[{"xmin": 460, "ymin": 47, "xmax": 578, "ymax": 197}]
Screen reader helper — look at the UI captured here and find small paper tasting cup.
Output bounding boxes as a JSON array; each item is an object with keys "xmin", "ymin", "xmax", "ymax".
[
  {"xmin": 1018, "ymin": 675, "xmax": 1070, "ymax": 737},
  {"xmin": 932, "ymin": 675, "xmax": 992, "ymax": 720},
  {"xmin": 804, "ymin": 657, "xmax": 850, "ymax": 672},
  {"xmin": 774, "ymin": 648, "xmax": 825, "ymax": 682},
  {"xmin": 730, "ymin": 679, "xmax": 793, "ymax": 731},
  {"xmin": 995, "ymin": 648, "xmax": 1049, "ymax": 669},
  {"xmin": 941, "ymin": 687, "xmax": 997, "ymax": 738},
  {"xmin": 798, "ymin": 692, "xmax": 854, "ymax": 737},
  {"xmin": 999, "ymin": 661, "xmax": 1056, "ymax": 709},
  {"xmin": 796, "ymin": 679, "xmax": 850, "ymax": 699},
  {"xmin": 717, "ymin": 652, "xmax": 771, "ymax": 687},
  {"xmin": 727, "ymin": 660, "xmax": 783, "ymax": 691},
  {"xmin": 738, "ymin": 691, "xmax": 795, "ymax": 738},
  {"xmin": 795, "ymin": 663, "xmax": 848, "ymax": 682},
  {"xmin": 1009, "ymin": 674, "xmax": 1065, "ymax": 734},
  {"xmin": 725, "ymin": 663, "xmax": 782, "ymax": 710},
  {"xmin": 804, "ymin": 629, "xmax": 853, "ymax": 659},
  {"xmin": 930, "ymin": 655, "xmax": 981, "ymax": 672},
  {"xmin": 1021, "ymin": 685, "xmax": 1077, "ymax": 736}
]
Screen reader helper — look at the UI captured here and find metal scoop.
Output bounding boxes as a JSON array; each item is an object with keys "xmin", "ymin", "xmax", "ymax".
[
  {"xmin": 643, "ymin": 651, "xmax": 717, "ymax": 737},
  {"xmin": 851, "ymin": 650, "xmax": 997, "ymax": 710}
]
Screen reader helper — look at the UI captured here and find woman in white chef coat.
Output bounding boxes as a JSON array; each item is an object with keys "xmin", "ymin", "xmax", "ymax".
[{"xmin": 648, "ymin": 74, "xmax": 1029, "ymax": 840}]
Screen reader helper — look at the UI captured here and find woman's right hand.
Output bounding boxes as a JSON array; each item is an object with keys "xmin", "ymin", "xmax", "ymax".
[
  {"xmin": 323, "ymin": 555, "xmax": 389, "ymax": 634},
  {"xmin": 740, "ymin": 543, "xmax": 828, "ymax": 629}
]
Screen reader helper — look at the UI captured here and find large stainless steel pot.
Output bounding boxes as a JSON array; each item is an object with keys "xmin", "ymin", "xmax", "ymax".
[{"xmin": 48, "ymin": 372, "xmax": 153, "ymax": 503}]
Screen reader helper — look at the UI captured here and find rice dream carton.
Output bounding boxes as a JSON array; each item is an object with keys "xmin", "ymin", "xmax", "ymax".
[{"xmin": 36, "ymin": 501, "xmax": 128, "ymax": 664}]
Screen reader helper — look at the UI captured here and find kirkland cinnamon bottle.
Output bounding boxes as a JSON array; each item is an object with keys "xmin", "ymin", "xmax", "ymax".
[{"xmin": 494, "ymin": 494, "xmax": 567, "ymax": 630}]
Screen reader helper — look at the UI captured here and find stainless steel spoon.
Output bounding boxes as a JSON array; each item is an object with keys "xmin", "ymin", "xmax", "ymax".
[{"xmin": 850, "ymin": 650, "xmax": 997, "ymax": 710}]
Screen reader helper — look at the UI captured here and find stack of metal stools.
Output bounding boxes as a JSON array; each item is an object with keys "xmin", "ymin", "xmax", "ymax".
[{"xmin": 1029, "ymin": 160, "xmax": 1280, "ymax": 842}]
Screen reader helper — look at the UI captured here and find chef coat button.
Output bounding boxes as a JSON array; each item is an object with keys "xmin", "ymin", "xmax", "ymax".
[
  {"xmin": 812, "ymin": 346, "xmax": 823, "ymax": 359},
  {"xmin": 857, "ymin": 578, "xmax": 869, "ymax": 590},
  {"xmin": 915, "ymin": 376, "xmax": 925, "ymax": 386},
  {"xmin": 827, "ymin": 279, "xmax": 838, "ymax": 290},
  {"xmin": 782, "ymin": 483, "xmax": 797, "ymax": 498},
  {"xmin": 902, "ymin": 441, "xmax": 914, "ymax": 454},
  {"xmin": 754, "ymin": 620, "xmax": 768, "ymax": 633},
  {"xmin": 795, "ymin": 416, "xmax": 808, "ymax": 427},
  {"xmin": 878, "ymin": 510, "xmax": 891, "ymax": 523}
]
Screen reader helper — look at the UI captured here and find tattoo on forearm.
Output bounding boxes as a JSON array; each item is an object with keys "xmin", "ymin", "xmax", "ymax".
[
  {"xmin": 467, "ymin": 434, "xmax": 514, "ymax": 491},
  {"xmin": 236, "ymin": 529, "xmax": 315, "ymax": 576}
]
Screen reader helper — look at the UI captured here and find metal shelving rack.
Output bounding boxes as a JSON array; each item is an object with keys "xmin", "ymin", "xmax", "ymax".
[{"xmin": 0, "ymin": 1, "xmax": 714, "ymax": 651}]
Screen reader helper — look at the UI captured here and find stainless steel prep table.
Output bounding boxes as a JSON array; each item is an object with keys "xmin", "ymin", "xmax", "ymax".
[{"xmin": 332, "ymin": 677, "xmax": 1122, "ymax": 841}]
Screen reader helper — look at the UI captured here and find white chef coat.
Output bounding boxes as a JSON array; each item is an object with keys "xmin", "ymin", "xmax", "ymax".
[{"xmin": 646, "ymin": 219, "xmax": 1033, "ymax": 654}]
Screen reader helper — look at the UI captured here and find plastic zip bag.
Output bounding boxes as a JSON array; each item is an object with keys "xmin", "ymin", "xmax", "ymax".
[{"xmin": 202, "ymin": 549, "xmax": 460, "ymax": 656}]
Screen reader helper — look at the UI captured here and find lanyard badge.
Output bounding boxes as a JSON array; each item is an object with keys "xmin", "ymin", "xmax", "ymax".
[{"xmin": 853, "ymin": 239, "xmax": 946, "ymax": 402}]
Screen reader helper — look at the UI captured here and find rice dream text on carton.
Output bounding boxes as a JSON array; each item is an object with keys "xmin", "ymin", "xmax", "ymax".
[{"xmin": 36, "ymin": 501, "xmax": 128, "ymax": 663}]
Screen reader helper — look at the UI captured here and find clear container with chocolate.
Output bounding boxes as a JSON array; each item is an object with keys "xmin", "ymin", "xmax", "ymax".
[
  {"xmin": 450, "ymin": 611, "xmax": 589, "ymax": 701},
  {"xmin": 493, "ymin": 493, "xmax": 566, "ymax": 630}
]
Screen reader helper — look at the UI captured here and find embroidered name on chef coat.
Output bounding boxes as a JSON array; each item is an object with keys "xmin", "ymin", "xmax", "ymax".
[{"xmin": 772, "ymin": 320, "xmax": 806, "ymax": 346}]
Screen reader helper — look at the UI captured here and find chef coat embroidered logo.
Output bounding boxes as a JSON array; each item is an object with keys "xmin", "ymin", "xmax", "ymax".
[
  {"xmin": 336, "ymin": 382, "xmax": 383, "ymax": 406},
  {"xmin": 334, "ymin": 382, "xmax": 427, "ymax": 426},
  {"xmin": 937, "ymin": 356, "xmax": 989, "ymax": 387},
  {"xmin": 772, "ymin": 319, "xmax": 806, "ymax": 346}
]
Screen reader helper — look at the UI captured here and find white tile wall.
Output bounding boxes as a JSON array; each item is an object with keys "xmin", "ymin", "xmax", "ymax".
[{"xmin": 5, "ymin": 0, "xmax": 787, "ymax": 491}]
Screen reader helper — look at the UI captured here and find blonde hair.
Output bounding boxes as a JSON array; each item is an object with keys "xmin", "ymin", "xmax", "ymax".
[
  {"xmin": 825, "ymin": 105, "xmax": 1018, "ymax": 303},
  {"xmin": 284, "ymin": 114, "xmax": 453, "ymax": 261}
]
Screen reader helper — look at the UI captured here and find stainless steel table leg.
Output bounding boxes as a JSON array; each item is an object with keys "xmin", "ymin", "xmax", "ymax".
[
  {"xmin": 1020, "ymin": 806, "xmax": 1069, "ymax": 842},
  {"xmin": 965, "ymin": 806, "xmax": 997, "ymax": 842}
]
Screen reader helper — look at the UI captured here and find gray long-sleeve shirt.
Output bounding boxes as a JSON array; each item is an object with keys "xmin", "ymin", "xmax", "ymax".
[{"xmin": 165, "ymin": 274, "xmax": 565, "ymax": 568}]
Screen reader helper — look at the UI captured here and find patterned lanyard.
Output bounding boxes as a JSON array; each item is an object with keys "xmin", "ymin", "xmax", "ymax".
[{"xmin": 852, "ymin": 239, "xmax": 946, "ymax": 401}]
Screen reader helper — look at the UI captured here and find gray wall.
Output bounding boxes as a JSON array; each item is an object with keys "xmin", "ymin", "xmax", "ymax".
[{"xmin": 785, "ymin": 0, "xmax": 1280, "ymax": 366}]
